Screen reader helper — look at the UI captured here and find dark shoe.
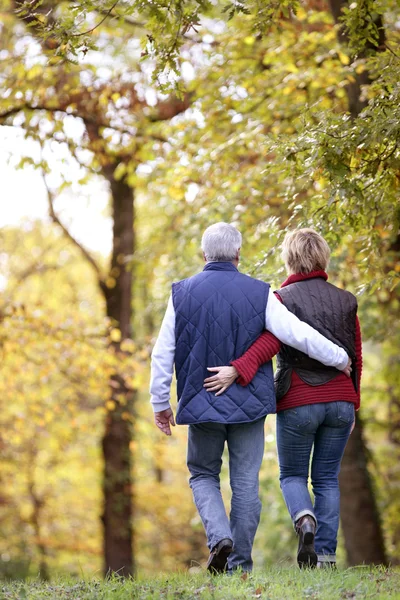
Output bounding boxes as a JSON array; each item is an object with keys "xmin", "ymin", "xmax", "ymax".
[
  {"xmin": 296, "ymin": 516, "xmax": 317, "ymax": 569},
  {"xmin": 206, "ymin": 538, "xmax": 233, "ymax": 574},
  {"xmin": 317, "ymin": 561, "xmax": 337, "ymax": 569}
]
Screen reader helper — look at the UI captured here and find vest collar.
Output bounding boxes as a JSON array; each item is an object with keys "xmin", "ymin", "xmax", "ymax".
[
  {"xmin": 203, "ymin": 261, "xmax": 238, "ymax": 272},
  {"xmin": 281, "ymin": 270, "xmax": 328, "ymax": 288}
]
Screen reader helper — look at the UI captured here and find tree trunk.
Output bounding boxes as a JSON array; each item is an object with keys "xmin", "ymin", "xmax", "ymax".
[
  {"xmin": 381, "ymin": 226, "xmax": 400, "ymax": 558},
  {"xmin": 327, "ymin": 0, "xmax": 388, "ymax": 565},
  {"xmin": 339, "ymin": 413, "xmax": 388, "ymax": 565},
  {"xmin": 28, "ymin": 448, "xmax": 50, "ymax": 581},
  {"xmin": 101, "ymin": 173, "xmax": 135, "ymax": 576},
  {"xmin": 328, "ymin": 0, "xmax": 385, "ymax": 117}
]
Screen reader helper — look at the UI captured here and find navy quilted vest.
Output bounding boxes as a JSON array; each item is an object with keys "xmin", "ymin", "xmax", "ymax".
[{"xmin": 172, "ymin": 262, "xmax": 276, "ymax": 425}]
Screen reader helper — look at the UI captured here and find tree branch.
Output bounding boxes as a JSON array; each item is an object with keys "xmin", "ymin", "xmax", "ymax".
[
  {"xmin": 0, "ymin": 104, "xmax": 79, "ymax": 126},
  {"xmin": 385, "ymin": 42, "xmax": 400, "ymax": 60},
  {"xmin": 0, "ymin": 104, "xmax": 167, "ymax": 142},
  {"xmin": 70, "ymin": 0, "xmax": 121, "ymax": 37},
  {"xmin": 0, "ymin": 240, "xmax": 61, "ymax": 309},
  {"xmin": 42, "ymin": 174, "xmax": 105, "ymax": 285},
  {"xmin": 62, "ymin": 0, "xmax": 146, "ymax": 30}
]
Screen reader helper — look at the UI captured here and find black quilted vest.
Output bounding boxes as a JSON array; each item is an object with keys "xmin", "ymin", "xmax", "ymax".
[{"xmin": 275, "ymin": 276, "xmax": 358, "ymax": 401}]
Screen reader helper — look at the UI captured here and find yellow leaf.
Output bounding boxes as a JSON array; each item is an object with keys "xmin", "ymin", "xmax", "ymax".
[
  {"xmin": 296, "ymin": 6, "xmax": 307, "ymax": 20},
  {"xmin": 27, "ymin": 65, "xmax": 43, "ymax": 80},
  {"xmin": 338, "ymin": 51, "xmax": 350, "ymax": 65},
  {"xmin": 110, "ymin": 328, "xmax": 121, "ymax": 342},
  {"xmin": 120, "ymin": 339, "xmax": 135, "ymax": 352},
  {"xmin": 106, "ymin": 277, "xmax": 116, "ymax": 289},
  {"xmin": 286, "ymin": 63, "xmax": 299, "ymax": 73},
  {"xmin": 167, "ymin": 186, "xmax": 184, "ymax": 200}
]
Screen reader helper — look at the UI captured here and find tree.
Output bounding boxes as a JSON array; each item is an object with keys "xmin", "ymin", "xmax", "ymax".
[
  {"xmin": 0, "ymin": 2, "xmax": 190, "ymax": 575},
  {"xmin": 0, "ymin": 224, "xmax": 107, "ymax": 577}
]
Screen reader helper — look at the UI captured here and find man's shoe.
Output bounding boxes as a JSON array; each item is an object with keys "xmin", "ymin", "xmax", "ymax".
[
  {"xmin": 206, "ymin": 538, "xmax": 233, "ymax": 574},
  {"xmin": 296, "ymin": 516, "xmax": 317, "ymax": 569}
]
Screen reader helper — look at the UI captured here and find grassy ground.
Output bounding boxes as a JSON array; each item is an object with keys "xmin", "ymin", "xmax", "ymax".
[{"xmin": 1, "ymin": 568, "xmax": 400, "ymax": 600}]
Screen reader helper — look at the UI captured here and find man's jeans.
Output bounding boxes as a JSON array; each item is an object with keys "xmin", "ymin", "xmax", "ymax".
[
  {"xmin": 187, "ymin": 418, "xmax": 265, "ymax": 572},
  {"xmin": 277, "ymin": 401, "xmax": 354, "ymax": 563}
]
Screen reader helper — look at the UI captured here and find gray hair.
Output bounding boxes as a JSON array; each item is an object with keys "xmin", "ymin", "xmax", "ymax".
[{"xmin": 201, "ymin": 222, "xmax": 242, "ymax": 262}]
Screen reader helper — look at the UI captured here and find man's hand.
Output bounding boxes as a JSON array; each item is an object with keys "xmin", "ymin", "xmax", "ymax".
[
  {"xmin": 342, "ymin": 356, "xmax": 352, "ymax": 378},
  {"xmin": 154, "ymin": 408, "xmax": 176, "ymax": 436},
  {"xmin": 204, "ymin": 366, "xmax": 238, "ymax": 396}
]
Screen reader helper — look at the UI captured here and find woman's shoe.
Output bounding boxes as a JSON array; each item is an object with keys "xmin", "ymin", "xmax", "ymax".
[
  {"xmin": 296, "ymin": 516, "xmax": 317, "ymax": 568},
  {"xmin": 317, "ymin": 561, "xmax": 337, "ymax": 569}
]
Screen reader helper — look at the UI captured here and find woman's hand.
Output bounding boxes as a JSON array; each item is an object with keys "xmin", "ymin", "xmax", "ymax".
[
  {"xmin": 203, "ymin": 366, "xmax": 239, "ymax": 396},
  {"xmin": 343, "ymin": 356, "xmax": 352, "ymax": 378}
]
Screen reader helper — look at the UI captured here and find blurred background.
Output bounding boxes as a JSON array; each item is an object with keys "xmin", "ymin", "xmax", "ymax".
[{"xmin": 0, "ymin": 0, "xmax": 399, "ymax": 579}]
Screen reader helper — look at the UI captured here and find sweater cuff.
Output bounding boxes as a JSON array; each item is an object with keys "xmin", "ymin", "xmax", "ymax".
[
  {"xmin": 150, "ymin": 399, "xmax": 172, "ymax": 413},
  {"xmin": 231, "ymin": 359, "xmax": 255, "ymax": 387}
]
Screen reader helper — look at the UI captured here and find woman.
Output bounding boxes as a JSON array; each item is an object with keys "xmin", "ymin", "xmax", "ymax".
[{"xmin": 204, "ymin": 228, "xmax": 362, "ymax": 568}]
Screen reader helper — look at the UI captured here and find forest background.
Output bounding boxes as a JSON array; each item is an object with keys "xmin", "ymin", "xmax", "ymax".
[{"xmin": 0, "ymin": 0, "xmax": 399, "ymax": 580}]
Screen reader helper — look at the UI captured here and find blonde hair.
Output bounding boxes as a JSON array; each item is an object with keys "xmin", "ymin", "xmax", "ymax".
[{"xmin": 281, "ymin": 228, "xmax": 330, "ymax": 275}]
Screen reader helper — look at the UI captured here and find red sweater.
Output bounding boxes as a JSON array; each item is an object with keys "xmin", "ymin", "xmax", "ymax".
[{"xmin": 231, "ymin": 271, "xmax": 362, "ymax": 412}]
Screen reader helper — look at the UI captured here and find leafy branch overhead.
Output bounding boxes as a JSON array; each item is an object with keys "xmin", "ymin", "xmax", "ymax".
[{"xmin": 10, "ymin": 1, "xmax": 386, "ymax": 81}]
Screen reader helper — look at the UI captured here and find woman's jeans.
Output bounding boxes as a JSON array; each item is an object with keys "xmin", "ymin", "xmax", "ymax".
[
  {"xmin": 187, "ymin": 417, "xmax": 266, "ymax": 572},
  {"xmin": 277, "ymin": 401, "xmax": 354, "ymax": 564}
]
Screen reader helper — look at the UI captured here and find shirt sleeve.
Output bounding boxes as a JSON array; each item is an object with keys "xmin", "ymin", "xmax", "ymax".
[
  {"xmin": 265, "ymin": 289, "xmax": 349, "ymax": 370},
  {"xmin": 149, "ymin": 295, "xmax": 176, "ymax": 413}
]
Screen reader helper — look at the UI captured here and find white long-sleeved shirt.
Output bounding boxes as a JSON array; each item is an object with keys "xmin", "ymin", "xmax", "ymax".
[{"xmin": 149, "ymin": 290, "xmax": 349, "ymax": 413}]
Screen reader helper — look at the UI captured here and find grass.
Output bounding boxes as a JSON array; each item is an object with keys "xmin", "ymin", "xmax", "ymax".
[{"xmin": 1, "ymin": 568, "xmax": 400, "ymax": 600}]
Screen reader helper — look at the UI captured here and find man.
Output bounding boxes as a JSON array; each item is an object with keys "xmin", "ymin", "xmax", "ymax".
[{"xmin": 150, "ymin": 222, "xmax": 351, "ymax": 574}]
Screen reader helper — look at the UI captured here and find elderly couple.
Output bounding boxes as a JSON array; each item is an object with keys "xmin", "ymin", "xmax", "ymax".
[{"xmin": 149, "ymin": 223, "xmax": 361, "ymax": 573}]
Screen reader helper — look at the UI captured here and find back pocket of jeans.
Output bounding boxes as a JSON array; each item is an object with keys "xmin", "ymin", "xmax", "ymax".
[
  {"xmin": 336, "ymin": 401, "xmax": 355, "ymax": 425},
  {"xmin": 283, "ymin": 405, "xmax": 311, "ymax": 428}
]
